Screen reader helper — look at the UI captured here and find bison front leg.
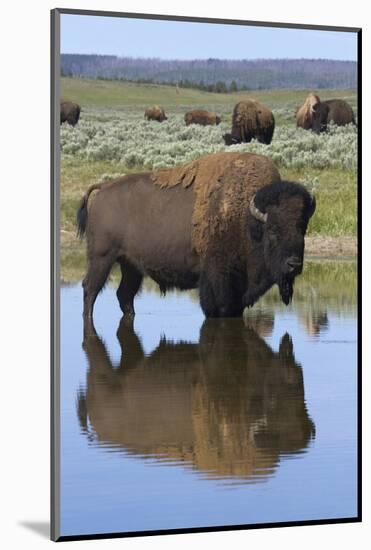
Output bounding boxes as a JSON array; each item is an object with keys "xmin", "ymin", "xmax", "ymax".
[
  {"xmin": 116, "ymin": 258, "xmax": 143, "ymax": 317},
  {"xmin": 199, "ymin": 261, "xmax": 245, "ymax": 318},
  {"xmin": 199, "ymin": 271, "xmax": 219, "ymax": 317},
  {"xmin": 243, "ymin": 262, "xmax": 273, "ymax": 309}
]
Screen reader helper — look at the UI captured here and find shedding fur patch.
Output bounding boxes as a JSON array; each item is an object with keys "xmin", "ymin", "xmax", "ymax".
[
  {"xmin": 296, "ymin": 93, "xmax": 320, "ymax": 129},
  {"xmin": 151, "ymin": 152, "xmax": 281, "ymax": 256}
]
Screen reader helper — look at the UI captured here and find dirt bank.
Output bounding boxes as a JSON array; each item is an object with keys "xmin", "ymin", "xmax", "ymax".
[{"xmin": 305, "ymin": 236, "xmax": 357, "ymax": 258}]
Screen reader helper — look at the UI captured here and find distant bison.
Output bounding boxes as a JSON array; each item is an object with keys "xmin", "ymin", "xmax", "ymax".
[
  {"xmin": 296, "ymin": 94, "xmax": 355, "ymax": 133},
  {"xmin": 311, "ymin": 99, "xmax": 356, "ymax": 133},
  {"xmin": 223, "ymin": 100, "xmax": 275, "ymax": 145},
  {"xmin": 295, "ymin": 93, "xmax": 320, "ymax": 130},
  {"xmin": 60, "ymin": 101, "xmax": 80, "ymax": 126},
  {"xmin": 144, "ymin": 105, "xmax": 167, "ymax": 122},
  {"xmin": 184, "ymin": 109, "xmax": 221, "ymax": 126},
  {"xmin": 77, "ymin": 151, "xmax": 315, "ymax": 332}
]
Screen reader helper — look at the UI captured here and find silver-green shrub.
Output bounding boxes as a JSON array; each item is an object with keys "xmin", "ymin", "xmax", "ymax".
[{"xmin": 60, "ymin": 105, "xmax": 357, "ymax": 171}]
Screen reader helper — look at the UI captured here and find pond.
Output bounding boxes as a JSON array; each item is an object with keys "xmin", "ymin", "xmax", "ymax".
[{"xmin": 59, "ymin": 260, "xmax": 358, "ymax": 537}]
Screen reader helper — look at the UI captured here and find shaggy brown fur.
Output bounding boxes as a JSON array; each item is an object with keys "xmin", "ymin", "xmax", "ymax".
[
  {"xmin": 295, "ymin": 93, "xmax": 321, "ymax": 129},
  {"xmin": 297, "ymin": 95, "xmax": 355, "ymax": 132},
  {"xmin": 144, "ymin": 105, "xmax": 167, "ymax": 122},
  {"xmin": 324, "ymin": 99, "xmax": 355, "ymax": 126},
  {"xmin": 77, "ymin": 318, "xmax": 314, "ymax": 479},
  {"xmin": 225, "ymin": 100, "xmax": 275, "ymax": 145},
  {"xmin": 77, "ymin": 152, "xmax": 315, "ymax": 329},
  {"xmin": 184, "ymin": 109, "xmax": 221, "ymax": 126},
  {"xmin": 151, "ymin": 151, "xmax": 281, "ymax": 256},
  {"xmin": 60, "ymin": 100, "xmax": 80, "ymax": 126}
]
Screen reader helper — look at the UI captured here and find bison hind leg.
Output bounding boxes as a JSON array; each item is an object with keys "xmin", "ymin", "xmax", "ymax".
[
  {"xmin": 83, "ymin": 252, "xmax": 116, "ymax": 334},
  {"xmin": 116, "ymin": 257, "xmax": 143, "ymax": 317}
]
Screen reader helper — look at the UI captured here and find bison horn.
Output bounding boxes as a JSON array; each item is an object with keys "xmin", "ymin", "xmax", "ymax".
[
  {"xmin": 309, "ymin": 194, "xmax": 316, "ymax": 218},
  {"xmin": 249, "ymin": 195, "xmax": 267, "ymax": 223}
]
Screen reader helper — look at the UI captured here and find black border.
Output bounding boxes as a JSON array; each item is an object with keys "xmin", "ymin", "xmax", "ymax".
[
  {"xmin": 51, "ymin": 7, "xmax": 362, "ymax": 543},
  {"xmin": 51, "ymin": 8, "xmax": 61, "ymax": 543},
  {"xmin": 55, "ymin": 7, "xmax": 360, "ymax": 32}
]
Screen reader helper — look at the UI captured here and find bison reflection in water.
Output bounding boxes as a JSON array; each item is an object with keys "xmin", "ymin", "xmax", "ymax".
[{"xmin": 77, "ymin": 317, "xmax": 315, "ymax": 483}]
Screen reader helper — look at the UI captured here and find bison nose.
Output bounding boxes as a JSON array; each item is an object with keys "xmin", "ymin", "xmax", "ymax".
[{"xmin": 286, "ymin": 256, "xmax": 303, "ymax": 273}]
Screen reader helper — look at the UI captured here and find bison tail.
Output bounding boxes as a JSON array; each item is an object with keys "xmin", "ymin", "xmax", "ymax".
[{"xmin": 76, "ymin": 183, "xmax": 102, "ymax": 239}]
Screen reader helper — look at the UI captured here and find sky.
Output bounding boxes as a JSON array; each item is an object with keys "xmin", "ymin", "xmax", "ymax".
[{"xmin": 60, "ymin": 14, "xmax": 358, "ymax": 61}]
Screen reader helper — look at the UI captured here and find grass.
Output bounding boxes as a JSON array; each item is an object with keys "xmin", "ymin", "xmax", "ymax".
[
  {"xmin": 59, "ymin": 78, "xmax": 358, "ymax": 281},
  {"xmin": 280, "ymin": 167, "xmax": 357, "ymax": 236},
  {"xmin": 61, "ymin": 77, "xmax": 356, "ymax": 109},
  {"xmin": 61, "ymin": 158, "xmax": 356, "ymax": 239}
]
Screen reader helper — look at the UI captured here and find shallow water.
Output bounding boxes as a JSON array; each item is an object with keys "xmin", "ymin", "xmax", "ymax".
[{"xmin": 59, "ymin": 261, "xmax": 358, "ymax": 537}]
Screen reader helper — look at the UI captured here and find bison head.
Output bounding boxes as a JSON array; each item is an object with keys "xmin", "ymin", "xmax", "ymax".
[
  {"xmin": 248, "ymin": 181, "xmax": 316, "ymax": 305},
  {"xmin": 223, "ymin": 133, "xmax": 240, "ymax": 146},
  {"xmin": 305, "ymin": 93, "xmax": 321, "ymax": 114},
  {"xmin": 215, "ymin": 116, "xmax": 221, "ymax": 125},
  {"xmin": 311, "ymin": 102, "xmax": 329, "ymax": 134}
]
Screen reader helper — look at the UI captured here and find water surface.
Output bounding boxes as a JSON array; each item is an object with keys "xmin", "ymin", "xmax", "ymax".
[{"xmin": 60, "ymin": 261, "xmax": 358, "ymax": 537}]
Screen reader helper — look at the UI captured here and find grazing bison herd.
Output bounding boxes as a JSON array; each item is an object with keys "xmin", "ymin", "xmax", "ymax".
[
  {"xmin": 61, "ymin": 93, "xmax": 355, "ymax": 143},
  {"xmin": 59, "ymin": 93, "xmax": 355, "ymax": 327}
]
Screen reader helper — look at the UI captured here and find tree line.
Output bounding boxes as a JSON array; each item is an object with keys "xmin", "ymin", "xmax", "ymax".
[{"xmin": 61, "ymin": 54, "xmax": 357, "ymax": 90}]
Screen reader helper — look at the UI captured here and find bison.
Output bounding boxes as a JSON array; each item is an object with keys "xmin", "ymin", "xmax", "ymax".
[
  {"xmin": 296, "ymin": 94, "xmax": 355, "ymax": 133},
  {"xmin": 77, "ymin": 152, "xmax": 315, "ymax": 332},
  {"xmin": 295, "ymin": 93, "xmax": 320, "ymax": 130},
  {"xmin": 77, "ymin": 317, "xmax": 315, "ymax": 480},
  {"xmin": 184, "ymin": 109, "xmax": 221, "ymax": 126},
  {"xmin": 223, "ymin": 100, "xmax": 275, "ymax": 145},
  {"xmin": 311, "ymin": 99, "xmax": 356, "ymax": 133},
  {"xmin": 144, "ymin": 105, "xmax": 167, "ymax": 122},
  {"xmin": 60, "ymin": 100, "xmax": 80, "ymax": 126}
]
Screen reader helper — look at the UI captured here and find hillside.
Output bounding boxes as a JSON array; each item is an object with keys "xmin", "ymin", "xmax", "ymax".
[
  {"xmin": 60, "ymin": 77, "xmax": 356, "ymax": 108},
  {"xmin": 61, "ymin": 55, "xmax": 357, "ymax": 90}
]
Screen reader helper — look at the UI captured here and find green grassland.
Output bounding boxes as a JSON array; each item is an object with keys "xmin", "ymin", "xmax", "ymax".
[
  {"xmin": 60, "ymin": 77, "xmax": 357, "ymax": 282},
  {"xmin": 61, "ymin": 76, "xmax": 356, "ymax": 108}
]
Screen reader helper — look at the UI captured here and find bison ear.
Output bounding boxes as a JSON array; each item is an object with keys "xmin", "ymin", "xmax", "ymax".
[
  {"xmin": 308, "ymin": 195, "xmax": 316, "ymax": 218},
  {"xmin": 248, "ymin": 216, "xmax": 264, "ymax": 242}
]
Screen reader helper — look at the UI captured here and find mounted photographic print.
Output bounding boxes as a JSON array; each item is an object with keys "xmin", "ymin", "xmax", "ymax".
[{"xmin": 51, "ymin": 8, "xmax": 361, "ymax": 542}]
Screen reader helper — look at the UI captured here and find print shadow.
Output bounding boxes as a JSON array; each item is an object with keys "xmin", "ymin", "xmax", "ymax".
[{"xmin": 19, "ymin": 521, "xmax": 49, "ymax": 539}]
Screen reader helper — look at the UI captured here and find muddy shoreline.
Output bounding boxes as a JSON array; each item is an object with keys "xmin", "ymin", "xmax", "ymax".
[
  {"xmin": 60, "ymin": 231, "xmax": 357, "ymax": 259},
  {"xmin": 305, "ymin": 236, "xmax": 357, "ymax": 259}
]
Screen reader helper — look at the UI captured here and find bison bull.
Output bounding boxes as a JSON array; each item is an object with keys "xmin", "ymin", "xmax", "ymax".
[
  {"xmin": 60, "ymin": 101, "xmax": 80, "ymax": 126},
  {"xmin": 77, "ymin": 152, "xmax": 315, "ymax": 332},
  {"xmin": 144, "ymin": 105, "xmax": 167, "ymax": 122},
  {"xmin": 296, "ymin": 94, "xmax": 355, "ymax": 133},
  {"xmin": 311, "ymin": 98, "xmax": 356, "ymax": 133},
  {"xmin": 184, "ymin": 109, "xmax": 221, "ymax": 126},
  {"xmin": 223, "ymin": 100, "xmax": 275, "ymax": 145}
]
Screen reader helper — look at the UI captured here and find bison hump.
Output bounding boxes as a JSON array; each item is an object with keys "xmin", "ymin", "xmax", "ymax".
[{"xmin": 151, "ymin": 152, "xmax": 280, "ymax": 256}]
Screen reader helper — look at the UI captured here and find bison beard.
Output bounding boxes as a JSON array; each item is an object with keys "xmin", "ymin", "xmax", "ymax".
[{"xmin": 278, "ymin": 276, "xmax": 294, "ymax": 305}]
